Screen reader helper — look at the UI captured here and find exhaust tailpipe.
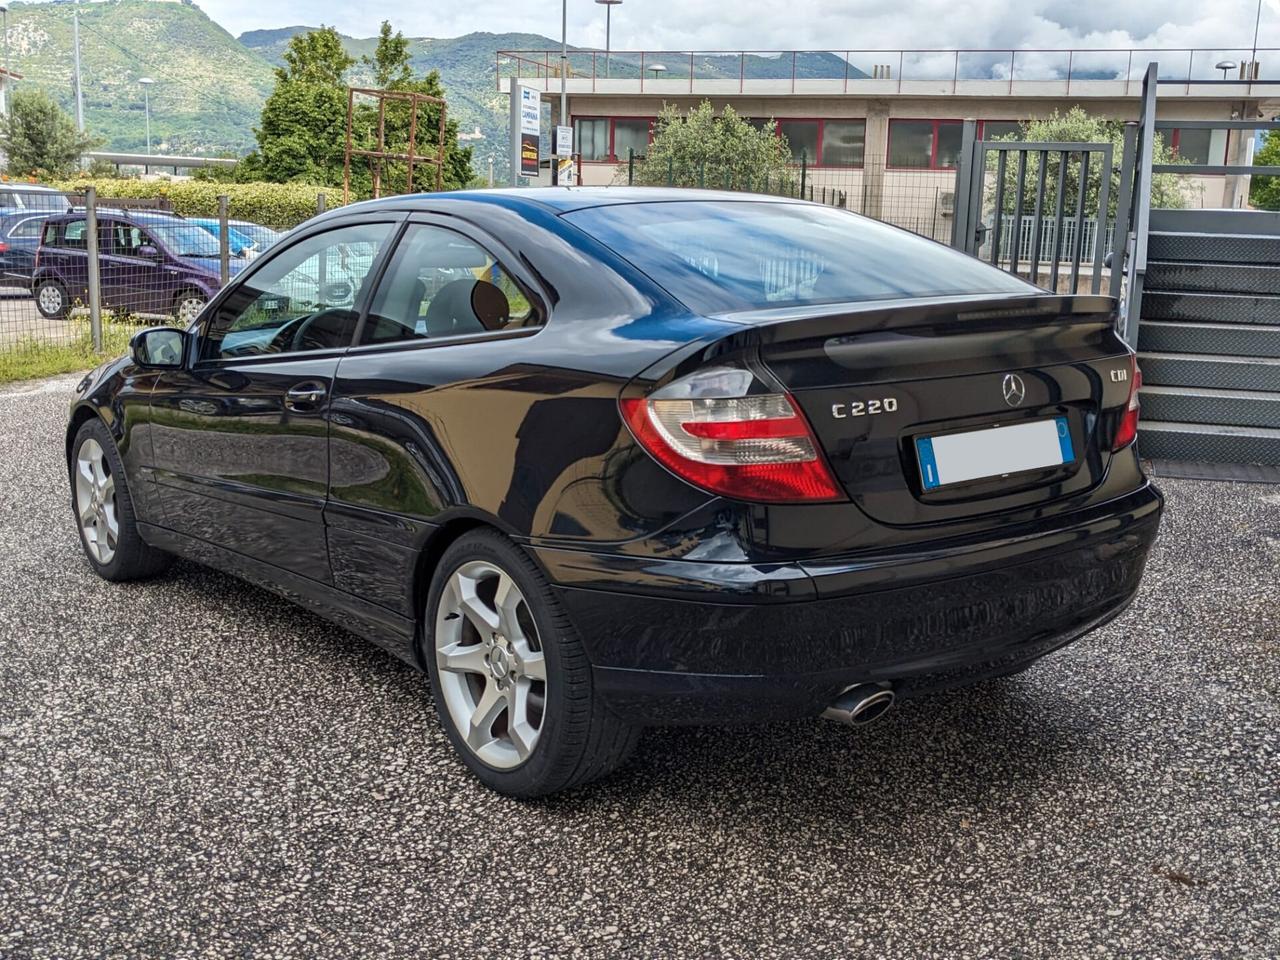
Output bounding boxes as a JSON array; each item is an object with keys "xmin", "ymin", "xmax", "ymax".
[{"xmin": 822, "ymin": 682, "xmax": 895, "ymax": 727}]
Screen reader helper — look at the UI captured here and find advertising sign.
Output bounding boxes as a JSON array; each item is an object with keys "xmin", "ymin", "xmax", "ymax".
[
  {"xmin": 518, "ymin": 85, "xmax": 541, "ymax": 179},
  {"xmin": 555, "ymin": 125, "xmax": 573, "ymax": 157}
]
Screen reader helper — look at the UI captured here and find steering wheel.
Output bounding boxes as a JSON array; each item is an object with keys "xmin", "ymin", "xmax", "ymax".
[{"xmin": 289, "ymin": 309, "xmax": 355, "ymax": 353}]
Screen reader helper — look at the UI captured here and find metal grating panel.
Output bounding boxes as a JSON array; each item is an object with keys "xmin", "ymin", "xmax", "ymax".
[
  {"xmin": 1138, "ymin": 421, "xmax": 1280, "ymax": 466},
  {"xmin": 1147, "ymin": 231, "xmax": 1280, "ymax": 265},
  {"xmin": 1145, "ymin": 262, "xmax": 1280, "ymax": 296},
  {"xmin": 1141, "ymin": 385, "xmax": 1280, "ymax": 429},
  {"xmin": 1139, "ymin": 352, "xmax": 1280, "ymax": 392},
  {"xmin": 1146, "ymin": 458, "xmax": 1280, "ymax": 483},
  {"xmin": 1142, "ymin": 291, "xmax": 1280, "ymax": 325},
  {"xmin": 1137, "ymin": 321, "xmax": 1280, "ymax": 358}
]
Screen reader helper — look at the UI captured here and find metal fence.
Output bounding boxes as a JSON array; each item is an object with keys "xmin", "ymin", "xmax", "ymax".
[{"xmin": 0, "ymin": 187, "xmax": 325, "ymax": 366}]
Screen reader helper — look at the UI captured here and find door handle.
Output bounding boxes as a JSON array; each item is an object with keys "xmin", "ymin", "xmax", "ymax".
[{"xmin": 284, "ymin": 381, "xmax": 327, "ymax": 411}]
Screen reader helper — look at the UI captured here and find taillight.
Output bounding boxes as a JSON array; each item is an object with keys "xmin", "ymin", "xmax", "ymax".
[
  {"xmin": 620, "ymin": 366, "xmax": 843, "ymax": 503},
  {"xmin": 0, "ymin": 242, "xmax": 8, "ymax": 253},
  {"xmin": 1112, "ymin": 355, "xmax": 1142, "ymax": 451}
]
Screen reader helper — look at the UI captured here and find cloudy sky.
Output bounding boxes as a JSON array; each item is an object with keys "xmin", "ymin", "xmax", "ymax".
[{"xmin": 203, "ymin": 0, "xmax": 1280, "ymax": 55}]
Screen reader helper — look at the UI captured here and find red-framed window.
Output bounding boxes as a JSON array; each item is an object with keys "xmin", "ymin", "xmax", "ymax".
[
  {"xmin": 887, "ymin": 119, "xmax": 964, "ymax": 170},
  {"xmin": 573, "ymin": 116, "xmax": 655, "ymax": 163},
  {"xmin": 1169, "ymin": 127, "xmax": 1227, "ymax": 166},
  {"xmin": 978, "ymin": 119, "xmax": 1024, "ymax": 141},
  {"xmin": 750, "ymin": 118, "xmax": 866, "ymax": 168}
]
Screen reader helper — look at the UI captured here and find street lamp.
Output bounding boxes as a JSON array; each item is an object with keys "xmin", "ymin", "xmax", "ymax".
[
  {"xmin": 1217, "ymin": 60, "xmax": 1239, "ymax": 79},
  {"xmin": 0, "ymin": 5, "xmax": 9, "ymax": 117},
  {"xmin": 595, "ymin": 0, "xmax": 621, "ymax": 79},
  {"xmin": 648, "ymin": 63, "xmax": 667, "ymax": 79},
  {"xmin": 138, "ymin": 77, "xmax": 154, "ymax": 154}
]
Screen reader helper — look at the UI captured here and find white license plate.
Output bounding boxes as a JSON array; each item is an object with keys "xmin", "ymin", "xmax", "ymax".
[{"xmin": 915, "ymin": 416, "xmax": 1074, "ymax": 491}]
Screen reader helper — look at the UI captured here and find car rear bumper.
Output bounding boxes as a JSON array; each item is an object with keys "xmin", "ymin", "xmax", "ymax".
[{"xmin": 533, "ymin": 483, "xmax": 1163, "ymax": 724}]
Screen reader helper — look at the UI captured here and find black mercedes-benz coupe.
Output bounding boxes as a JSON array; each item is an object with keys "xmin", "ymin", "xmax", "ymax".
[{"xmin": 66, "ymin": 188, "xmax": 1162, "ymax": 796}]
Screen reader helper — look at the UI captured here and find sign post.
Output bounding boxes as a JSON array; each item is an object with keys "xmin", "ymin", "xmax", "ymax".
[
  {"xmin": 553, "ymin": 125, "xmax": 573, "ymax": 185},
  {"xmin": 509, "ymin": 80, "xmax": 541, "ymax": 185}
]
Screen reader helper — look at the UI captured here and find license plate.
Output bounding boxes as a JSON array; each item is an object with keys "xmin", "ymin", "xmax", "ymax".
[{"xmin": 915, "ymin": 416, "xmax": 1074, "ymax": 491}]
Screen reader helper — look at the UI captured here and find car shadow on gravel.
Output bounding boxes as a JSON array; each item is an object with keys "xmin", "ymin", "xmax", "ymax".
[{"xmin": 134, "ymin": 556, "xmax": 1088, "ymax": 825}]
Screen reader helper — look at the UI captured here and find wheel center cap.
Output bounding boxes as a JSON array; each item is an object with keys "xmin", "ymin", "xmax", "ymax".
[{"xmin": 489, "ymin": 645, "xmax": 511, "ymax": 680}]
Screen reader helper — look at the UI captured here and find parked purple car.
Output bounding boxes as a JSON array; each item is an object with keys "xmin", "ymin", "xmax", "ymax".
[{"xmin": 32, "ymin": 210, "xmax": 245, "ymax": 323}]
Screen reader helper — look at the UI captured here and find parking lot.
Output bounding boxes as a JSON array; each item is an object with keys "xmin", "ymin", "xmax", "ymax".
[{"xmin": 0, "ymin": 374, "xmax": 1277, "ymax": 958}]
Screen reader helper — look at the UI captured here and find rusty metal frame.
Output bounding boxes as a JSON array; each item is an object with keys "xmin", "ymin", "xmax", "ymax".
[{"xmin": 343, "ymin": 87, "xmax": 447, "ymax": 204}]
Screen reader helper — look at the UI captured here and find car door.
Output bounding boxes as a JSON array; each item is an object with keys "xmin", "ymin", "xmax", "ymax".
[
  {"xmin": 324, "ymin": 218, "xmax": 548, "ymax": 615},
  {"xmin": 148, "ymin": 219, "xmax": 397, "ymax": 583},
  {"xmin": 102, "ymin": 220, "xmax": 173, "ymax": 316}
]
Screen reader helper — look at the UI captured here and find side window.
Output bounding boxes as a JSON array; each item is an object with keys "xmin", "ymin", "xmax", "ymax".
[
  {"xmin": 359, "ymin": 224, "xmax": 539, "ymax": 346},
  {"xmin": 200, "ymin": 222, "xmax": 393, "ymax": 361},
  {"xmin": 63, "ymin": 219, "xmax": 88, "ymax": 250},
  {"xmin": 111, "ymin": 223, "xmax": 149, "ymax": 256},
  {"xmin": 9, "ymin": 219, "xmax": 44, "ymax": 239},
  {"xmin": 41, "ymin": 222, "xmax": 60, "ymax": 246}
]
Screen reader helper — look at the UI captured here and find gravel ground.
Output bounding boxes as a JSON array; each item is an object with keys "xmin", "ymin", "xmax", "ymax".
[{"xmin": 1, "ymin": 374, "xmax": 1277, "ymax": 959}]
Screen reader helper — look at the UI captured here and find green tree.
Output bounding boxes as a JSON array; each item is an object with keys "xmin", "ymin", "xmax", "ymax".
[
  {"xmin": 247, "ymin": 26, "xmax": 354, "ymax": 184},
  {"xmin": 623, "ymin": 102, "xmax": 793, "ymax": 191},
  {"xmin": 1249, "ymin": 130, "xmax": 1280, "ymax": 211},
  {"xmin": 347, "ymin": 22, "xmax": 475, "ymax": 193},
  {"xmin": 0, "ymin": 88, "xmax": 99, "ymax": 178},
  {"xmin": 990, "ymin": 107, "xmax": 1187, "ymax": 219}
]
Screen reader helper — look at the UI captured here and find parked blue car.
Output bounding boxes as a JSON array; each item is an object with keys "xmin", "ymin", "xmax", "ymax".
[
  {"xmin": 186, "ymin": 218, "xmax": 258, "ymax": 257},
  {"xmin": 0, "ymin": 210, "xmax": 59, "ymax": 285}
]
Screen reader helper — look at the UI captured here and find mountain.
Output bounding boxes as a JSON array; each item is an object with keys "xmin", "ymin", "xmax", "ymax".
[{"xmin": 8, "ymin": 0, "xmax": 276, "ymax": 154}]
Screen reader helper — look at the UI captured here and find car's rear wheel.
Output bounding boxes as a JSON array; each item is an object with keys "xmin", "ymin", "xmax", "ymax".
[
  {"xmin": 425, "ymin": 530, "xmax": 640, "ymax": 797},
  {"xmin": 35, "ymin": 279, "xmax": 68, "ymax": 320},
  {"xmin": 70, "ymin": 419, "xmax": 171, "ymax": 582},
  {"xmin": 173, "ymin": 288, "xmax": 207, "ymax": 324}
]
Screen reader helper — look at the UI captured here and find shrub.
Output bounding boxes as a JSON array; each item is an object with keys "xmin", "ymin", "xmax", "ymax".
[{"xmin": 46, "ymin": 178, "xmax": 341, "ymax": 228}]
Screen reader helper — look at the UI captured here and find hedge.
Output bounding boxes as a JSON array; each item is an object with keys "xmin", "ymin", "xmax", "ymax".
[{"xmin": 47, "ymin": 178, "xmax": 343, "ymax": 228}]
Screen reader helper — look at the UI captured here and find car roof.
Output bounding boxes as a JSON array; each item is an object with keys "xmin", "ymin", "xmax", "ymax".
[
  {"xmin": 50, "ymin": 209, "xmax": 189, "ymax": 226},
  {"xmin": 346, "ymin": 186, "xmax": 809, "ymax": 216},
  {"xmin": 0, "ymin": 183, "xmax": 58, "ymax": 192}
]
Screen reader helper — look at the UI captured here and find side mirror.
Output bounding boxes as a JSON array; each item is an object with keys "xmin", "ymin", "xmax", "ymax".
[
  {"xmin": 130, "ymin": 326, "xmax": 187, "ymax": 368},
  {"xmin": 136, "ymin": 244, "xmax": 161, "ymax": 260}
]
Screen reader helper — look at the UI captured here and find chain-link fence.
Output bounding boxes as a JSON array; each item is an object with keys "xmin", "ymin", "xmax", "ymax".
[{"xmin": 0, "ymin": 186, "xmax": 327, "ymax": 378}]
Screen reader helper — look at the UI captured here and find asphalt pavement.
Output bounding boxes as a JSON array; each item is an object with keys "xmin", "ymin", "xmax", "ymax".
[{"xmin": 1, "ymin": 374, "xmax": 1277, "ymax": 958}]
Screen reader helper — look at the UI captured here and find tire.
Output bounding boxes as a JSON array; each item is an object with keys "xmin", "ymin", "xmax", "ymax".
[
  {"xmin": 35, "ymin": 278, "xmax": 69, "ymax": 320},
  {"xmin": 173, "ymin": 288, "xmax": 208, "ymax": 325},
  {"xmin": 424, "ymin": 529, "xmax": 641, "ymax": 797},
  {"xmin": 69, "ymin": 418, "xmax": 171, "ymax": 582}
]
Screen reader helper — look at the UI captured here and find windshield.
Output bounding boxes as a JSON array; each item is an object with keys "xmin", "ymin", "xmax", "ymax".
[
  {"xmin": 563, "ymin": 200, "xmax": 1038, "ymax": 314},
  {"xmin": 233, "ymin": 223, "xmax": 282, "ymax": 248},
  {"xmin": 149, "ymin": 224, "xmax": 222, "ymax": 257}
]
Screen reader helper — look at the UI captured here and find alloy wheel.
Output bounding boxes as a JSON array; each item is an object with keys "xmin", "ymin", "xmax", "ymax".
[
  {"xmin": 75, "ymin": 438, "xmax": 118, "ymax": 565},
  {"xmin": 434, "ymin": 560, "xmax": 547, "ymax": 770}
]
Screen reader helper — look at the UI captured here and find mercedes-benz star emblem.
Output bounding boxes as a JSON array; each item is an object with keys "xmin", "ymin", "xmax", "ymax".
[{"xmin": 1002, "ymin": 373, "xmax": 1027, "ymax": 407}]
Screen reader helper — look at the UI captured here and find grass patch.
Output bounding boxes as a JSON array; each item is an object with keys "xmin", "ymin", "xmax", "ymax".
[{"xmin": 0, "ymin": 316, "xmax": 137, "ymax": 385}]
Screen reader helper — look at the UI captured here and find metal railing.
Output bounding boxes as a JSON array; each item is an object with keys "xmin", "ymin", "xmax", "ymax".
[{"xmin": 498, "ymin": 46, "xmax": 1280, "ymax": 95}]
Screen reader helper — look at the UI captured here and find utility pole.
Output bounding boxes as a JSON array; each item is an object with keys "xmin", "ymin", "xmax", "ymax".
[
  {"xmin": 72, "ymin": 5, "xmax": 85, "ymax": 131},
  {"xmin": 559, "ymin": 0, "xmax": 567, "ymax": 134}
]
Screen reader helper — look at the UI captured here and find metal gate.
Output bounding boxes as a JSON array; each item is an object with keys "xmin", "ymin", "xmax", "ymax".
[{"xmin": 952, "ymin": 127, "xmax": 1127, "ymax": 297}]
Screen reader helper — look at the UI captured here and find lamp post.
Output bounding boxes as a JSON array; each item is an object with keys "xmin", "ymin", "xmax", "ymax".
[
  {"xmin": 0, "ymin": 5, "xmax": 9, "ymax": 117},
  {"xmin": 1216, "ymin": 60, "xmax": 1239, "ymax": 79},
  {"xmin": 647, "ymin": 63, "xmax": 667, "ymax": 79},
  {"xmin": 138, "ymin": 77, "xmax": 154, "ymax": 154},
  {"xmin": 595, "ymin": 0, "xmax": 621, "ymax": 79}
]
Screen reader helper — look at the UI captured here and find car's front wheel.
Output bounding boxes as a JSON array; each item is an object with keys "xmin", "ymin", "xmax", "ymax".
[
  {"xmin": 173, "ymin": 288, "xmax": 208, "ymax": 324},
  {"xmin": 70, "ymin": 419, "xmax": 171, "ymax": 582},
  {"xmin": 425, "ymin": 530, "xmax": 640, "ymax": 797}
]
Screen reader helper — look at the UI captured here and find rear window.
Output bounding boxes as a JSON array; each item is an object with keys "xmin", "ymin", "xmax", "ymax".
[
  {"xmin": 41, "ymin": 222, "xmax": 59, "ymax": 246},
  {"xmin": 562, "ymin": 200, "xmax": 1037, "ymax": 314}
]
